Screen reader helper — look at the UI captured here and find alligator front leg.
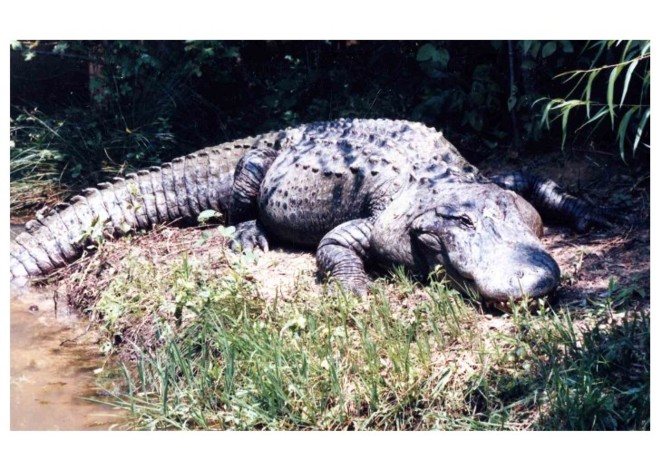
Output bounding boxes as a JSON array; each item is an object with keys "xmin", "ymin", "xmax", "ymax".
[
  {"xmin": 490, "ymin": 171, "xmax": 617, "ymax": 232},
  {"xmin": 316, "ymin": 219, "xmax": 373, "ymax": 296},
  {"xmin": 229, "ymin": 147, "xmax": 279, "ymax": 224},
  {"xmin": 227, "ymin": 220, "xmax": 270, "ymax": 252},
  {"xmin": 226, "ymin": 147, "xmax": 279, "ymax": 252}
]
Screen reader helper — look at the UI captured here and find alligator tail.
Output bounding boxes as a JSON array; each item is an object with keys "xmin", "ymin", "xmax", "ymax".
[
  {"xmin": 490, "ymin": 171, "xmax": 616, "ymax": 232},
  {"xmin": 10, "ymin": 142, "xmax": 252, "ymax": 281}
]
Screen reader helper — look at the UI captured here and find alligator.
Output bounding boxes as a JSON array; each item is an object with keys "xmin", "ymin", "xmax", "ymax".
[{"xmin": 10, "ymin": 118, "xmax": 612, "ymax": 303}]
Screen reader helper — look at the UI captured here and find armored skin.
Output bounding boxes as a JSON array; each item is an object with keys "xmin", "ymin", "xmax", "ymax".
[{"xmin": 10, "ymin": 118, "xmax": 609, "ymax": 302}]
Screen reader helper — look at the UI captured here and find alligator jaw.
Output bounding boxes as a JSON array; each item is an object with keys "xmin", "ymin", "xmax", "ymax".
[{"xmin": 466, "ymin": 245, "xmax": 561, "ymax": 304}]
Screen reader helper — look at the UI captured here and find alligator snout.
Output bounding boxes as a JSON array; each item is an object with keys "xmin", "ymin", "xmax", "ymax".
[
  {"xmin": 508, "ymin": 257, "xmax": 560, "ymax": 298},
  {"xmin": 474, "ymin": 246, "xmax": 560, "ymax": 302}
]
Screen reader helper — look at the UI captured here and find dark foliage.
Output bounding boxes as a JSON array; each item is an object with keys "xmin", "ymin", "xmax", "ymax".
[{"xmin": 10, "ymin": 40, "xmax": 650, "ymax": 206}]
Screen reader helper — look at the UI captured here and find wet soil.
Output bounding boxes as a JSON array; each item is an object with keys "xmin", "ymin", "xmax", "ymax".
[
  {"xmin": 10, "ymin": 287, "xmax": 124, "ymax": 430},
  {"xmin": 10, "ymin": 226, "xmax": 124, "ymax": 430}
]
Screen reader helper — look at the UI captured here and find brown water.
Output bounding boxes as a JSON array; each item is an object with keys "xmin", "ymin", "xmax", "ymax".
[{"xmin": 10, "ymin": 226, "xmax": 125, "ymax": 430}]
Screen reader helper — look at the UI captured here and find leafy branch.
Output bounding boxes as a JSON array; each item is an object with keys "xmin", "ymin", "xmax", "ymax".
[{"xmin": 540, "ymin": 40, "xmax": 650, "ymax": 160}]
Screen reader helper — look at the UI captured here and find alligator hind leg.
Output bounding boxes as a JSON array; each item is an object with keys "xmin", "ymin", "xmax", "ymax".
[
  {"xmin": 490, "ymin": 171, "xmax": 618, "ymax": 232},
  {"xmin": 316, "ymin": 219, "xmax": 373, "ymax": 296}
]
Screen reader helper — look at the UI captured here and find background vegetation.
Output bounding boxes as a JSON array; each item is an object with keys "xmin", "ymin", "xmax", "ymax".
[{"xmin": 10, "ymin": 40, "xmax": 650, "ymax": 213}]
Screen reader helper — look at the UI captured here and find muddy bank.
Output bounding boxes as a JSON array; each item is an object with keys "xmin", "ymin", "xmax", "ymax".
[
  {"xmin": 10, "ymin": 284, "xmax": 124, "ymax": 430},
  {"xmin": 10, "ymin": 225, "xmax": 124, "ymax": 430}
]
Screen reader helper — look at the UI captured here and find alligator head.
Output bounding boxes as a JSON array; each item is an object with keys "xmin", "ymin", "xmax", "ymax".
[{"xmin": 372, "ymin": 179, "xmax": 561, "ymax": 304}]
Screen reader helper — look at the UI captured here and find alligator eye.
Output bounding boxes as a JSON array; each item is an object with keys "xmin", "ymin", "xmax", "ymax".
[
  {"xmin": 457, "ymin": 215, "xmax": 474, "ymax": 228},
  {"xmin": 435, "ymin": 208, "xmax": 474, "ymax": 229}
]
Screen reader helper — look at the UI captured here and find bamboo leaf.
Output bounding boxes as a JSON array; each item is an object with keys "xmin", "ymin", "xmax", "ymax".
[
  {"xmin": 607, "ymin": 65, "xmax": 624, "ymax": 127},
  {"xmin": 621, "ymin": 41, "xmax": 633, "ymax": 63},
  {"xmin": 590, "ymin": 41, "xmax": 607, "ymax": 68},
  {"xmin": 561, "ymin": 107, "xmax": 570, "ymax": 150},
  {"xmin": 640, "ymin": 40, "xmax": 651, "ymax": 57},
  {"xmin": 541, "ymin": 99, "xmax": 557, "ymax": 129},
  {"xmin": 620, "ymin": 59, "xmax": 639, "ymax": 107},
  {"xmin": 577, "ymin": 106, "xmax": 609, "ymax": 131},
  {"xmin": 633, "ymin": 108, "xmax": 650, "ymax": 154},
  {"xmin": 585, "ymin": 70, "xmax": 599, "ymax": 118},
  {"xmin": 617, "ymin": 107, "xmax": 639, "ymax": 159}
]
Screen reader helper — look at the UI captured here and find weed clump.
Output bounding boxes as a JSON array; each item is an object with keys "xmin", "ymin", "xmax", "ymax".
[{"xmin": 64, "ymin": 228, "xmax": 649, "ymax": 431}]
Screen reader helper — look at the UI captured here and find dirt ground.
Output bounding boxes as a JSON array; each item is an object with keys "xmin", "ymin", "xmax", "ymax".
[{"xmin": 42, "ymin": 149, "xmax": 650, "ymax": 326}]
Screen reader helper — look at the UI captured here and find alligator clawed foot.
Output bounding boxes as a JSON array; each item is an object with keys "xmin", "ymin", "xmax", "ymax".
[
  {"xmin": 227, "ymin": 220, "xmax": 270, "ymax": 252},
  {"xmin": 323, "ymin": 277, "xmax": 370, "ymax": 299}
]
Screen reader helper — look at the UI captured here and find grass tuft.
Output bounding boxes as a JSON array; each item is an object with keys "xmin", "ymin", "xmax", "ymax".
[{"xmin": 83, "ymin": 240, "xmax": 649, "ymax": 431}]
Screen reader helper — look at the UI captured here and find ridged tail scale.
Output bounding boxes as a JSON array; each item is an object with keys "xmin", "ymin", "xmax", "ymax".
[{"xmin": 9, "ymin": 137, "xmax": 263, "ymax": 280}]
